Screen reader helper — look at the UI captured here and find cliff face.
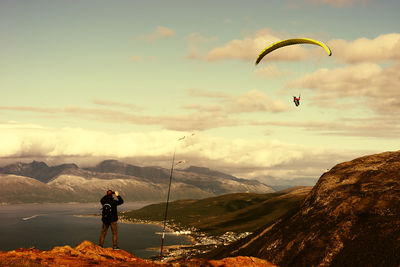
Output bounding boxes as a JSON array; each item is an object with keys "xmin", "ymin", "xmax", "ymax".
[
  {"xmin": 210, "ymin": 151, "xmax": 400, "ymax": 267},
  {"xmin": 0, "ymin": 240, "xmax": 275, "ymax": 267}
]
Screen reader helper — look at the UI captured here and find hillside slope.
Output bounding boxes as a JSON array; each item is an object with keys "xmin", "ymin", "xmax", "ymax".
[
  {"xmin": 123, "ymin": 187, "xmax": 311, "ymax": 235},
  {"xmin": 206, "ymin": 151, "xmax": 400, "ymax": 267}
]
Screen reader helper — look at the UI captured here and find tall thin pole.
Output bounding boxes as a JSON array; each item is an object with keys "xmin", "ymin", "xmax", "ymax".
[{"xmin": 160, "ymin": 146, "xmax": 176, "ymax": 259}]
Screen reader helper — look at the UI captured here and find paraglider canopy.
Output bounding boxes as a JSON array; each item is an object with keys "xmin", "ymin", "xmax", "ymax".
[{"xmin": 255, "ymin": 38, "xmax": 332, "ymax": 65}]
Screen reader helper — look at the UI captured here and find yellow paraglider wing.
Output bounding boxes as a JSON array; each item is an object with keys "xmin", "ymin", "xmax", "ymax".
[{"xmin": 255, "ymin": 38, "xmax": 332, "ymax": 65}]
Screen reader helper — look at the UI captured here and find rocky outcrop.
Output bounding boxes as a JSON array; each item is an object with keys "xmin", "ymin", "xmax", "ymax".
[
  {"xmin": 0, "ymin": 240, "xmax": 274, "ymax": 266},
  {"xmin": 208, "ymin": 151, "xmax": 400, "ymax": 267}
]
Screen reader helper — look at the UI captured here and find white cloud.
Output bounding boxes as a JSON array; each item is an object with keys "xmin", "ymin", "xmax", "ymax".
[
  {"xmin": 201, "ymin": 32, "xmax": 400, "ymax": 66},
  {"xmin": 287, "ymin": 63, "xmax": 400, "ymax": 114},
  {"xmin": 0, "ymin": 122, "xmax": 360, "ymax": 179},
  {"xmin": 288, "ymin": 63, "xmax": 382, "ymax": 96},
  {"xmin": 205, "ymin": 29, "xmax": 309, "ymax": 62},
  {"xmin": 329, "ymin": 33, "xmax": 400, "ymax": 63},
  {"xmin": 200, "ymin": 28, "xmax": 336, "ymax": 64}
]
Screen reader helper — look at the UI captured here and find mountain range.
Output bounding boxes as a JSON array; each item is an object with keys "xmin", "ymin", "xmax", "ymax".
[
  {"xmin": 1, "ymin": 151, "xmax": 399, "ymax": 266},
  {"xmin": 0, "ymin": 160, "xmax": 274, "ymax": 204}
]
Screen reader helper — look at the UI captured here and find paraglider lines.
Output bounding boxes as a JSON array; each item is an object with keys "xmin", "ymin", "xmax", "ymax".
[{"xmin": 160, "ymin": 133, "xmax": 193, "ymax": 259}]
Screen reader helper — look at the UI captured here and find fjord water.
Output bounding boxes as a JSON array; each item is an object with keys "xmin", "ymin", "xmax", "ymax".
[{"xmin": 0, "ymin": 202, "xmax": 192, "ymax": 258}]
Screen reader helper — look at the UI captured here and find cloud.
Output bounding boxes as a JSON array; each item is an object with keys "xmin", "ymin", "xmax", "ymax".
[
  {"xmin": 306, "ymin": 0, "xmax": 371, "ymax": 7},
  {"xmin": 283, "ymin": 33, "xmax": 400, "ymax": 115},
  {"xmin": 252, "ymin": 115, "xmax": 400, "ymax": 138},
  {"xmin": 0, "ymin": 104, "xmax": 240, "ymax": 132},
  {"xmin": 242, "ymin": 149, "xmax": 362, "ymax": 180},
  {"xmin": 137, "ymin": 26, "xmax": 175, "ymax": 42},
  {"xmin": 228, "ymin": 90, "xmax": 288, "ymax": 113},
  {"xmin": 285, "ymin": 2, "xmax": 302, "ymax": 9},
  {"xmin": 92, "ymin": 99, "xmax": 143, "ymax": 111},
  {"xmin": 0, "ymin": 122, "xmax": 364, "ymax": 179},
  {"xmin": 0, "ymin": 106, "xmax": 59, "ymax": 113},
  {"xmin": 186, "ymin": 89, "xmax": 289, "ymax": 113},
  {"xmin": 130, "ymin": 56, "xmax": 141, "ymax": 62},
  {"xmin": 187, "ymin": 88, "xmax": 230, "ymax": 99},
  {"xmin": 67, "ymin": 107, "xmax": 239, "ymax": 131},
  {"xmin": 287, "ymin": 62, "xmax": 400, "ymax": 114},
  {"xmin": 204, "ymin": 29, "xmax": 310, "ymax": 62},
  {"xmin": 201, "ymin": 32, "xmax": 400, "ymax": 65},
  {"xmin": 329, "ymin": 33, "xmax": 400, "ymax": 63},
  {"xmin": 182, "ymin": 104, "xmax": 224, "ymax": 113},
  {"xmin": 184, "ymin": 33, "xmax": 217, "ymax": 59},
  {"xmin": 0, "ymin": 88, "xmax": 289, "ymax": 134},
  {"xmin": 287, "ymin": 63, "xmax": 382, "ymax": 96},
  {"xmin": 202, "ymin": 28, "xmax": 334, "ymax": 63},
  {"xmin": 254, "ymin": 65, "xmax": 292, "ymax": 78}
]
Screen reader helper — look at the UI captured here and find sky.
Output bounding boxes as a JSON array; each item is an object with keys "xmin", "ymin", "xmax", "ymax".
[{"xmin": 1, "ymin": 0, "xmax": 399, "ymax": 183}]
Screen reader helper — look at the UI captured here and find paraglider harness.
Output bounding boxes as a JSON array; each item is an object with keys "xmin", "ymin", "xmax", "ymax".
[{"xmin": 293, "ymin": 95, "xmax": 301, "ymax": 107}]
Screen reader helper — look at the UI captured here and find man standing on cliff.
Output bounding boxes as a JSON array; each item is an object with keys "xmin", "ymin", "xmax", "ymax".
[{"xmin": 99, "ymin": 190, "xmax": 124, "ymax": 250}]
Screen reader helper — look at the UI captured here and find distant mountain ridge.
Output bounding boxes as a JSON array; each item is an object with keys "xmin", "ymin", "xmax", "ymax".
[
  {"xmin": 0, "ymin": 160, "xmax": 274, "ymax": 204},
  {"xmin": 0, "ymin": 161, "xmax": 80, "ymax": 183},
  {"xmin": 85, "ymin": 160, "xmax": 170, "ymax": 183}
]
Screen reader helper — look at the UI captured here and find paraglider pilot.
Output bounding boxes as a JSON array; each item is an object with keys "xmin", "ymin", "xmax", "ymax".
[{"xmin": 293, "ymin": 95, "xmax": 301, "ymax": 107}]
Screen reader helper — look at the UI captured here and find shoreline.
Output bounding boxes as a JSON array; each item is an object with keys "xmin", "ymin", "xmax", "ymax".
[
  {"xmin": 75, "ymin": 214, "xmax": 200, "ymax": 260},
  {"xmin": 75, "ymin": 214, "xmax": 197, "ymax": 244},
  {"xmin": 118, "ymin": 217, "xmax": 198, "ymax": 245},
  {"xmin": 74, "ymin": 214, "xmax": 251, "ymax": 260}
]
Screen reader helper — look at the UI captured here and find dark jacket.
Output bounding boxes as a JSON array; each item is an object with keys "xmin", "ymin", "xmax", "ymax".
[{"xmin": 100, "ymin": 194, "xmax": 124, "ymax": 224}]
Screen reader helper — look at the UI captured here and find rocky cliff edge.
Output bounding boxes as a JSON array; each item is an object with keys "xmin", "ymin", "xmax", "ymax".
[{"xmin": 0, "ymin": 240, "xmax": 275, "ymax": 267}]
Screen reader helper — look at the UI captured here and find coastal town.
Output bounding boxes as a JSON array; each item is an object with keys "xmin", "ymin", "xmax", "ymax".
[{"xmin": 118, "ymin": 216, "xmax": 252, "ymax": 260}]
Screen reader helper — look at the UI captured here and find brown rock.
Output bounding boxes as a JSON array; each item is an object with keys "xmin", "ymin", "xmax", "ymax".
[
  {"xmin": 0, "ymin": 240, "xmax": 273, "ymax": 266},
  {"xmin": 208, "ymin": 256, "xmax": 277, "ymax": 266},
  {"xmin": 207, "ymin": 151, "xmax": 400, "ymax": 267}
]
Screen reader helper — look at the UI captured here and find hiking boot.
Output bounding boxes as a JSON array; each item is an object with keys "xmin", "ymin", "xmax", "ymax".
[{"xmin": 113, "ymin": 247, "xmax": 120, "ymax": 250}]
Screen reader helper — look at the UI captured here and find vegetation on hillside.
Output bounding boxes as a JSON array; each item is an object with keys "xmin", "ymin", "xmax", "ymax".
[{"xmin": 123, "ymin": 187, "xmax": 311, "ymax": 235}]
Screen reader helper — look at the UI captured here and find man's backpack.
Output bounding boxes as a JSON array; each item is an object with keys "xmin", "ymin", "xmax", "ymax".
[{"xmin": 101, "ymin": 203, "xmax": 113, "ymax": 222}]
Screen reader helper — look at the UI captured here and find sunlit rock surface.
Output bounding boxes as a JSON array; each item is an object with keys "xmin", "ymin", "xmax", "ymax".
[
  {"xmin": 0, "ymin": 240, "xmax": 274, "ymax": 266},
  {"xmin": 207, "ymin": 151, "xmax": 400, "ymax": 267}
]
